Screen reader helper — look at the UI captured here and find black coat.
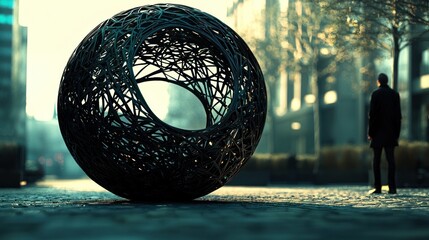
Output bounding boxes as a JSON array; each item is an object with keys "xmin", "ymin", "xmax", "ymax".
[{"xmin": 368, "ymin": 84, "xmax": 402, "ymax": 148}]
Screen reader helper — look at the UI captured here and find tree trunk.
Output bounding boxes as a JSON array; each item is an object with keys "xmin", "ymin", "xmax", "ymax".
[
  {"xmin": 266, "ymin": 81, "xmax": 276, "ymax": 154},
  {"xmin": 391, "ymin": 15, "xmax": 400, "ymax": 91},
  {"xmin": 312, "ymin": 82, "xmax": 321, "ymax": 174},
  {"xmin": 310, "ymin": 61, "xmax": 321, "ymax": 175},
  {"xmin": 392, "ymin": 36, "xmax": 400, "ymax": 91}
]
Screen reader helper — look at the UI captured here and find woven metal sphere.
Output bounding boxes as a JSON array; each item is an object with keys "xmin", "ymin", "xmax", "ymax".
[{"xmin": 57, "ymin": 4, "xmax": 266, "ymax": 201}]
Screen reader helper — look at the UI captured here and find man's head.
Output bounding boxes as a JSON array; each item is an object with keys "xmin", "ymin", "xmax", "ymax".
[{"xmin": 377, "ymin": 73, "xmax": 388, "ymax": 86}]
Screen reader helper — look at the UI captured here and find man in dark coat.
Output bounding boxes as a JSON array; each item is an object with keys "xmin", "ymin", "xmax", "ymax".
[{"xmin": 368, "ymin": 73, "xmax": 402, "ymax": 194}]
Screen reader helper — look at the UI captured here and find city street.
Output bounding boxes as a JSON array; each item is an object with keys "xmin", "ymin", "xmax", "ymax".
[{"xmin": 1, "ymin": 179, "xmax": 428, "ymax": 239}]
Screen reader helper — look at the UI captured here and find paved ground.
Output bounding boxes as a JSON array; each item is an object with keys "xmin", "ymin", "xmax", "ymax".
[{"xmin": 0, "ymin": 179, "xmax": 428, "ymax": 240}]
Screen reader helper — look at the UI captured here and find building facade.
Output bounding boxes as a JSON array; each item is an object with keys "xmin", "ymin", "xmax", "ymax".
[
  {"xmin": 408, "ymin": 29, "xmax": 429, "ymax": 142},
  {"xmin": 228, "ymin": 0, "xmax": 366, "ymax": 155},
  {"xmin": 0, "ymin": 0, "xmax": 27, "ymax": 186}
]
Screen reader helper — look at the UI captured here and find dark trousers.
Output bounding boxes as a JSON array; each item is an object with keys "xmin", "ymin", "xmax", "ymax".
[{"xmin": 373, "ymin": 147, "xmax": 396, "ymax": 191}]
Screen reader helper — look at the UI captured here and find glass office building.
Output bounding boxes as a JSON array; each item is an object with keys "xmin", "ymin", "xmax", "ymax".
[{"xmin": 0, "ymin": 0, "xmax": 27, "ymax": 186}]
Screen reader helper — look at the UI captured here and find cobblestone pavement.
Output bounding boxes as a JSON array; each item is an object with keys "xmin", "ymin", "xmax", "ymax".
[{"xmin": 0, "ymin": 179, "xmax": 428, "ymax": 240}]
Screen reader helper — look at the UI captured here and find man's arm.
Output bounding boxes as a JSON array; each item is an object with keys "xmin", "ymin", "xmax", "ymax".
[
  {"xmin": 368, "ymin": 92, "xmax": 378, "ymax": 139},
  {"xmin": 395, "ymin": 92, "xmax": 402, "ymax": 139}
]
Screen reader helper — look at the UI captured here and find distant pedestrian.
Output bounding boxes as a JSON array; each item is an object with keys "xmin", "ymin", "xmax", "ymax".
[{"xmin": 368, "ymin": 73, "xmax": 402, "ymax": 194}]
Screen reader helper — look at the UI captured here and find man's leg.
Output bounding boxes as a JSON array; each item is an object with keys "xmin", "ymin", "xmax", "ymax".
[
  {"xmin": 372, "ymin": 147, "xmax": 382, "ymax": 193},
  {"xmin": 385, "ymin": 147, "xmax": 397, "ymax": 193}
]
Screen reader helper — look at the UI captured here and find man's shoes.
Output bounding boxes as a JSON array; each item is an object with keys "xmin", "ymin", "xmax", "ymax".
[
  {"xmin": 388, "ymin": 189, "xmax": 397, "ymax": 194},
  {"xmin": 370, "ymin": 189, "xmax": 382, "ymax": 194}
]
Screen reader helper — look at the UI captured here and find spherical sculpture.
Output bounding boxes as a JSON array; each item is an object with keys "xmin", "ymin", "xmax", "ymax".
[{"xmin": 57, "ymin": 4, "xmax": 266, "ymax": 201}]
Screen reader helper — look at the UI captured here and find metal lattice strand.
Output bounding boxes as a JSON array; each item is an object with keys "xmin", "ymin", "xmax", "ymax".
[{"xmin": 57, "ymin": 4, "xmax": 267, "ymax": 201}]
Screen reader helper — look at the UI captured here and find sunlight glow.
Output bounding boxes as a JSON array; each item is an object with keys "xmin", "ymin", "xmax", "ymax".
[
  {"xmin": 291, "ymin": 98, "xmax": 301, "ymax": 111},
  {"xmin": 291, "ymin": 122, "xmax": 301, "ymax": 130},
  {"xmin": 275, "ymin": 70, "xmax": 287, "ymax": 116},
  {"xmin": 21, "ymin": 0, "xmax": 227, "ymax": 121},
  {"xmin": 292, "ymin": 72, "xmax": 302, "ymax": 111},
  {"xmin": 37, "ymin": 179, "xmax": 106, "ymax": 192},
  {"xmin": 420, "ymin": 75, "xmax": 429, "ymax": 89},
  {"xmin": 324, "ymin": 90, "xmax": 337, "ymax": 104},
  {"xmin": 304, "ymin": 94, "xmax": 316, "ymax": 104},
  {"xmin": 320, "ymin": 47, "xmax": 330, "ymax": 55}
]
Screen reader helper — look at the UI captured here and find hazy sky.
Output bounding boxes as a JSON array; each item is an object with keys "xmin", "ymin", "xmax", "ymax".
[{"xmin": 21, "ymin": 0, "xmax": 228, "ymax": 121}]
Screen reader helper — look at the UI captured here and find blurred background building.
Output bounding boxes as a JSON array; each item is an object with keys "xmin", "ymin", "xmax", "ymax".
[
  {"xmin": 0, "ymin": 0, "xmax": 27, "ymax": 187},
  {"xmin": 0, "ymin": 0, "xmax": 428, "ymax": 186},
  {"xmin": 227, "ymin": 0, "xmax": 366, "ymax": 155}
]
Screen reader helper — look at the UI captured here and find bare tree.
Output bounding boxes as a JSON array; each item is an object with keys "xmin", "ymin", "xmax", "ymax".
[
  {"xmin": 235, "ymin": 1, "xmax": 337, "ymax": 153},
  {"xmin": 283, "ymin": 0, "xmax": 325, "ymax": 164},
  {"xmin": 258, "ymin": 0, "xmax": 283, "ymax": 154},
  {"xmin": 315, "ymin": 0, "xmax": 429, "ymax": 90},
  {"xmin": 253, "ymin": 0, "xmax": 327, "ymax": 155}
]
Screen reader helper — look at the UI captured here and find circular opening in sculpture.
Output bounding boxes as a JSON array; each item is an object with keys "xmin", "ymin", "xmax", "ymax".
[
  {"xmin": 137, "ymin": 81, "xmax": 207, "ymax": 130},
  {"xmin": 132, "ymin": 27, "xmax": 234, "ymax": 128}
]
